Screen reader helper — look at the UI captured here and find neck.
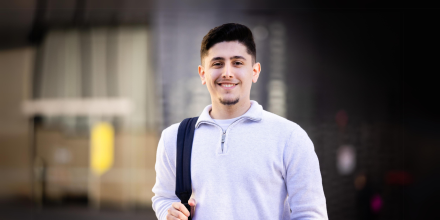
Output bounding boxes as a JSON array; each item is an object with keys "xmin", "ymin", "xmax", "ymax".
[{"xmin": 210, "ymin": 98, "xmax": 251, "ymax": 119}]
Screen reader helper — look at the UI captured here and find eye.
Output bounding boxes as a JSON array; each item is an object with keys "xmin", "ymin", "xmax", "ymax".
[
  {"xmin": 234, "ymin": 61, "xmax": 243, "ymax": 65},
  {"xmin": 212, "ymin": 62, "xmax": 223, "ymax": 67}
]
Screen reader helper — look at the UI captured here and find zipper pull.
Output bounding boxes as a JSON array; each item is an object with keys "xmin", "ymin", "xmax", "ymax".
[{"xmin": 221, "ymin": 131, "xmax": 226, "ymax": 153}]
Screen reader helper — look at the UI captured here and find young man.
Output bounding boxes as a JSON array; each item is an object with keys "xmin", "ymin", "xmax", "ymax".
[{"xmin": 152, "ymin": 23, "xmax": 328, "ymax": 220}]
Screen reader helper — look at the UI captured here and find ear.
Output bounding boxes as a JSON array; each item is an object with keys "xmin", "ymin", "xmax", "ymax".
[
  {"xmin": 252, "ymin": 62, "xmax": 261, "ymax": 83},
  {"xmin": 198, "ymin": 65, "xmax": 206, "ymax": 85}
]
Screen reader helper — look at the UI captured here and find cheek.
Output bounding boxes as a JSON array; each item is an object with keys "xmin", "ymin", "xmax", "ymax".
[
  {"xmin": 208, "ymin": 71, "xmax": 222, "ymax": 83},
  {"xmin": 237, "ymin": 70, "xmax": 253, "ymax": 84}
]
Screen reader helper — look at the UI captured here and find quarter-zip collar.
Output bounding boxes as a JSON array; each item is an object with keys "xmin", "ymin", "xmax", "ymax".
[{"xmin": 195, "ymin": 100, "xmax": 263, "ymax": 128}]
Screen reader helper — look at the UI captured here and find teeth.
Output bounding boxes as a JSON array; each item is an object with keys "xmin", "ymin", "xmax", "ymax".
[{"xmin": 222, "ymin": 84, "xmax": 234, "ymax": 87}]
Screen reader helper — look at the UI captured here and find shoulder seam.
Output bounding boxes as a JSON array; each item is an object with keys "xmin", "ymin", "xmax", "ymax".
[
  {"xmin": 162, "ymin": 129, "xmax": 175, "ymax": 177},
  {"xmin": 282, "ymin": 127, "xmax": 297, "ymax": 179}
]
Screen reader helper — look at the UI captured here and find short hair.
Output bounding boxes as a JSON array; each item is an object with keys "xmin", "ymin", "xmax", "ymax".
[{"xmin": 200, "ymin": 23, "xmax": 256, "ymax": 65}]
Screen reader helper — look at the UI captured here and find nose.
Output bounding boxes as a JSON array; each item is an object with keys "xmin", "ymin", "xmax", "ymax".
[{"xmin": 222, "ymin": 63, "xmax": 234, "ymax": 79}]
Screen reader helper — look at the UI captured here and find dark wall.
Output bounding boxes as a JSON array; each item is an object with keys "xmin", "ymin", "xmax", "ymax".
[
  {"xmin": 283, "ymin": 11, "xmax": 403, "ymax": 125},
  {"xmin": 281, "ymin": 11, "xmax": 405, "ymax": 220}
]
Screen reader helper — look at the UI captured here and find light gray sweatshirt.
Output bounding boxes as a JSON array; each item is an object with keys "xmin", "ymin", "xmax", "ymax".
[{"xmin": 152, "ymin": 101, "xmax": 328, "ymax": 220}]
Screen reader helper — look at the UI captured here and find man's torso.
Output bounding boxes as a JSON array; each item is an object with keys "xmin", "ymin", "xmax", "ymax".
[{"xmin": 164, "ymin": 110, "xmax": 297, "ymax": 219}]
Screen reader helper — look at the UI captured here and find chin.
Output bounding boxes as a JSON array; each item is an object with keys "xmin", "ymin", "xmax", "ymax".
[{"xmin": 219, "ymin": 97, "xmax": 240, "ymax": 106}]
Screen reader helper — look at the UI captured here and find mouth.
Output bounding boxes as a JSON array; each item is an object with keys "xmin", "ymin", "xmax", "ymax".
[{"xmin": 217, "ymin": 83, "xmax": 239, "ymax": 89}]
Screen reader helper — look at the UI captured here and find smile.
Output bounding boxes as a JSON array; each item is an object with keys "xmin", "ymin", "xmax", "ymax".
[{"xmin": 218, "ymin": 83, "xmax": 238, "ymax": 89}]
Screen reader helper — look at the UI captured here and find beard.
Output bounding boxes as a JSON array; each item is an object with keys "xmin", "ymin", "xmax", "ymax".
[{"xmin": 219, "ymin": 97, "xmax": 239, "ymax": 106}]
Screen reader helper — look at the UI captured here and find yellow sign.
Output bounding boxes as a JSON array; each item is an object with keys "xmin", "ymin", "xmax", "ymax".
[{"xmin": 90, "ymin": 122, "xmax": 114, "ymax": 176}]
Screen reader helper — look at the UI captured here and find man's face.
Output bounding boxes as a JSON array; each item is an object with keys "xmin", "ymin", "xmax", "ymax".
[{"xmin": 198, "ymin": 41, "xmax": 261, "ymax": 106}]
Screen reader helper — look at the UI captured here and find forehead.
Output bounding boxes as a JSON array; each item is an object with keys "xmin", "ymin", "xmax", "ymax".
[{"xmin": 206, "ymin": 41, "xmax": 250, "ymax": 60}]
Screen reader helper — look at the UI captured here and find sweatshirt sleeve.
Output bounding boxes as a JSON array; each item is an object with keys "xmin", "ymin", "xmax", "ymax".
[
  {"xmin": 284, "ymin": 126, "xmax": 328, "ymax": 220},
  {"xmin": 152, "ymin": 129, "xmax": 180, "ymax": 220}
]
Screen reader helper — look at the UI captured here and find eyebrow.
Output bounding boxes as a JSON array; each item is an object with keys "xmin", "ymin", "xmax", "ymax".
[
  {"xmin": 210, "ymin": 56, "xmax": 247, "ymax": 63},
  {"xmin": 231, "ymin": 56, "xmax": 246, "ymax": 60}
]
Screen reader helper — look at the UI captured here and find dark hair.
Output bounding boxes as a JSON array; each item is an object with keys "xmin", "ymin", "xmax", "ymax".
[{"xmin": 200, "ymin": 23, "xmax": 256, "ymax": 65}]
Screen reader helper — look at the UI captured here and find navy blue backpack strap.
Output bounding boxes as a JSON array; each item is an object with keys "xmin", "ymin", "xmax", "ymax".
[{"xmin": 176, "ymin": 117, "xmax": 198, "ymax": 218}]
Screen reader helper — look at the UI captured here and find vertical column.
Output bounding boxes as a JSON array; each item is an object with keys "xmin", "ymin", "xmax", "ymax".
[{"xmin": 267, "ymin": 22, "xmax": 287, "ymax": 117}]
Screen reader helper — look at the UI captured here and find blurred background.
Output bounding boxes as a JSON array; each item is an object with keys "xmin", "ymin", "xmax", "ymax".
[{"xmin": 0, "ymin": 0, "xmax": 437, "ymax": 220}]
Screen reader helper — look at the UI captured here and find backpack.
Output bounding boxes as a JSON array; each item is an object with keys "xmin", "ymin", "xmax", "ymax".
[{"xmin": 175, "ymin": 117, "xmax": 199, "ymax": 220}]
